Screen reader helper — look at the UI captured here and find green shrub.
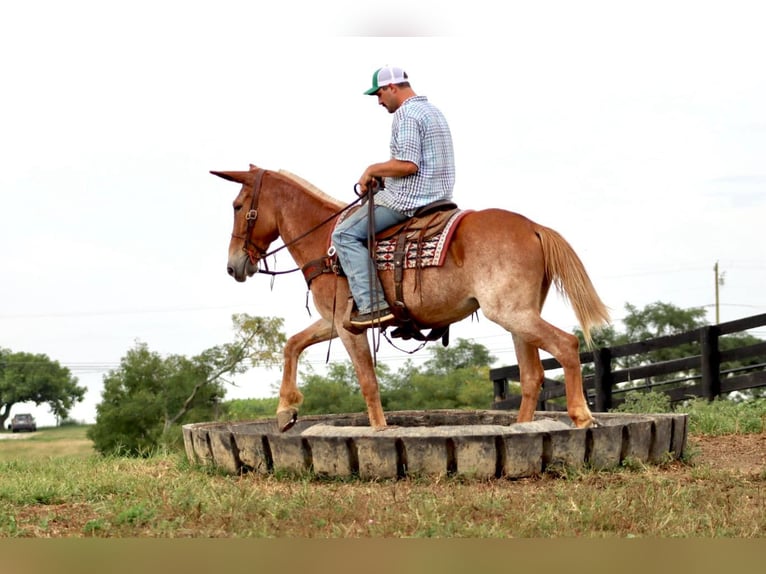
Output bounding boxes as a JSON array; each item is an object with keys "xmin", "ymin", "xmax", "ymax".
[
  {"xmin": 220, "ymin": 397, "xmax": 279, "ymax": 421},
  {"xmin": 611, "ymin": 390, "xmax": 672, "ymax": 414}
]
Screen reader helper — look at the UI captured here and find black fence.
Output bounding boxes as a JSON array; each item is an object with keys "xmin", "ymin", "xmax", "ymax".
[{"xmin": 490, "ymin": 313, "xmax": 766, "ymax": 412}]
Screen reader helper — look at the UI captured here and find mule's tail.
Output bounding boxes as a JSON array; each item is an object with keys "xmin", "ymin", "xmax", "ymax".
[{"xmin": 535, "ymin": 225, "xmax": 610, "ymax": 348}]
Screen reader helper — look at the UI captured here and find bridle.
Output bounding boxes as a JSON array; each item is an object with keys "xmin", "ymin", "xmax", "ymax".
[
  {"xmin": 231, "ymin": 168, "xmax": 269, "ymax": 269},
  {"xmin": 232, "ymin": 168, "xmax": 365, "ymax": 276}
]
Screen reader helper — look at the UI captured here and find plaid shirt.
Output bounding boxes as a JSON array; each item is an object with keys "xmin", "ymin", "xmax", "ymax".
[{"xmin": 376, "ymin": 96, "xmax": 455, "ymax": 216}]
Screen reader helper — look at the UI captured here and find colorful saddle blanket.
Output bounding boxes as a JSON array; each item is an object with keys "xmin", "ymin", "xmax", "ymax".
[
  {"xmin": 301, "ymin": 204, "xmax": 470, "ymax": 291},
  {"xmin": 373, "ymin": 209, "xmax": 468, "ymax": 270}
]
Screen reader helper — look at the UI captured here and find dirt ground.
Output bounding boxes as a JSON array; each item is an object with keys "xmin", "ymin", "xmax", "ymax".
[{"xmin": 692, "ymin": 433, "xmax": 766, "ymax": 475}]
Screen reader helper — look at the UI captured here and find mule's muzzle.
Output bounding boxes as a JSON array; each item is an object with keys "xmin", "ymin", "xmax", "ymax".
[
  {"xmin": 227, "ymin": 265, "xmax": 245, "ymax": 282},
  {"xmin": 227, "ymin": 254, "xmax": 258, "ymax": 282}
]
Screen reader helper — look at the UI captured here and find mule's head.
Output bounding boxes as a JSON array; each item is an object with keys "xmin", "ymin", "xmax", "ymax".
[{"xmin": 211, "ymin": 165, "xmax": 279, "ymax": 282}]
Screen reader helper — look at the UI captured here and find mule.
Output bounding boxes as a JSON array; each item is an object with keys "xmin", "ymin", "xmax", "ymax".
[{"xmin": 212, "ymin": 165, "xmax": 610, "ymax": 432}]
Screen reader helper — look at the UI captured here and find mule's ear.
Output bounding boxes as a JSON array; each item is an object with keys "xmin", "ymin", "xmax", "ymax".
[{"xmin": 210, "ymin": 170, "xmax": 247, "ymax": 183}]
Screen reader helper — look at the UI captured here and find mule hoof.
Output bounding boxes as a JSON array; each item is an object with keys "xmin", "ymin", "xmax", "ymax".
[
  {"xmin": 576, "ymin": 417, "xmax": 598, "ymax": 429},
  {"xmin": 277, "ymin": 409, "xmax": 298, "ymax": 432}
]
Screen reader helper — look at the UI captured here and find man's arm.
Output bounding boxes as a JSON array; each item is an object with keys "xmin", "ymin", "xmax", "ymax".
[{"xmin": 358, "ymin": 159, "xmax": 418, "ymax": 194}]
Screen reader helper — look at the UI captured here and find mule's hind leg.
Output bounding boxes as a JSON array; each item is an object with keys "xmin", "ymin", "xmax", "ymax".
[
  {"xmin": 517, "ymin": 313, "xmax": 593, "ymax": 428},
  {"xmin": 491, "ymin": 310, "xmax": 595, "ymax": 428},
  {"xmin": 511, "ymin": 334, "xmax": 545, "ymax": 423},
  {"xmin": 277, "ymin": 318, "xmax": 335, "ymax": 432}
]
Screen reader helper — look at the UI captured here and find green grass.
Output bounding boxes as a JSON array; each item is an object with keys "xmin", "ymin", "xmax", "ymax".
[
  {"xmin": 612, "ymin": 393, "xmax": 766, "ymax": 435},
  {"xmin": 0, "ymin": 406, "xmax": 764, "ymax": 538},
  {"xmin": 683, "ymin": 398, "xmax": 766, "ymax": 435},
  {"xmin": 0, "ymin": 426, "xmax": 94, "ymax": 462},
  {"xmin": 0, "ymin": 450, "xmax": 762, "ymax": 538}
]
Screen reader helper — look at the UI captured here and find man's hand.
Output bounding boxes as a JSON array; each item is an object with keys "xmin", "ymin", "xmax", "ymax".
[{"xmin": 356, "ymin": 170, "xmax": 377, "ymax": 196}]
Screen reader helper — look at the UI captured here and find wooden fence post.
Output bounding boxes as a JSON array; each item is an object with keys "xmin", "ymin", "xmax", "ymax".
[
  {"xmin": 493, "ymin": 377, "xmax": 508, "ymax": 404},
  {"xmin": 700, "ymin": 325, "xmax": 721, "ymax": 400},
  {"xmin": 593, "ymin": 347, "xmax": 613, "ymax": 411}
]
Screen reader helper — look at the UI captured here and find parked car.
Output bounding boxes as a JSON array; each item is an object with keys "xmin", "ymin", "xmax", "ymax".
[{"xmin": 9, "ymin": 413, "xmax": 37, "ymax": 433}]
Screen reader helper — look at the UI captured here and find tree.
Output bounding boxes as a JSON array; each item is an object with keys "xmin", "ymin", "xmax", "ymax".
[
  {"xmin": 421, "ymin": 338, "xmax": 495, "ymax": 375},
  {"xmin": 292, "ymin": 338, "xmax": 498, "ymax": 415},
  {"xmin": 384, "ymin": 339, "xmax": 497, "ymax": 410},
  {"xmin": 575, "ymin": 301, "xmax": 708, "ymax": 376},
  {"xmin": 0, "ymin": 348, "xmax": 85, "ymax": 429},
  {"xmin": 87, "ymin": 314, "xmax": 285, "ymax": 455},
  {"xmin": 299, "ymin": 362, "xmax": 371, "ymax": 415}
]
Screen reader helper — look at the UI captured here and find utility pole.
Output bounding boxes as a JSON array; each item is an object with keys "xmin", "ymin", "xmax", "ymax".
[
  {"xmin": 714, "ymin": 261, "xmax": 725, "ymax": 324},
  {"xmin": 714, "ymin": 261, "xmax": 719, "ymax": 324}
]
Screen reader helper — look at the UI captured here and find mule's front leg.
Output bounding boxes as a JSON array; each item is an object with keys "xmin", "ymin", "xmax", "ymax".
[
  {"xmin": 337, "ymin": 327, "xmax": 387, "ymax": 429},
  {"xmin": 277, "ymin": 319, "xmax": 335, "ymax": 432}
]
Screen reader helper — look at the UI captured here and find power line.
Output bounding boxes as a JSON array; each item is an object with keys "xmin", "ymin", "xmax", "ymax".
[{"xmin": 0, "ymin": 303, "xmax": 251, "ymax": 320}]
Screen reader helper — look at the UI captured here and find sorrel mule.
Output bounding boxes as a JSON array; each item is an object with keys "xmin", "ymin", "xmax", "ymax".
[{"xmin": 212, "ymin": 165, "xmax": 610, "ymax": 432}]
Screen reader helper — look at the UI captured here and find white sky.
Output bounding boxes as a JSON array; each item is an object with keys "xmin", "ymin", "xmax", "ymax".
[{"xmin": 1, "ymin": 1, "xmax": 764, "ymax": 427}]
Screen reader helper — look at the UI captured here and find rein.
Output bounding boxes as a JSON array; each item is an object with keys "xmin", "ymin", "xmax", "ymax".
[{"xmin": 234, "ymin": 169, "xmax": 365, "ymax": 276}]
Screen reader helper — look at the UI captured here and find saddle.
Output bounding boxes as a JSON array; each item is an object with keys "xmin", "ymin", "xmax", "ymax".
[
  {"xmin": 376, "ymin": 199, "xmax": 459, "ymax": 241},
  {"xmin": 301, "ymin": 199, "xmax": 466, "ymax": 343}
]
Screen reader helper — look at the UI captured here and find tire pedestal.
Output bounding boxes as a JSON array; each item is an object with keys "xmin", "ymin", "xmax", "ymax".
[{"xmin": 183, "ymin": 409, "xmax": 687, "ymax": 480}]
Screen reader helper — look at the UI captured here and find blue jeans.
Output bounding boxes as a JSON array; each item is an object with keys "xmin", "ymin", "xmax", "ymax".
[{"xmin": 331, "ymin": 204, "xmax": 409, "ymax": 313}]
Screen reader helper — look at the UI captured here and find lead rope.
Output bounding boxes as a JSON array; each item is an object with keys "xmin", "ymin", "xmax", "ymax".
[
  {"xmin": 358, "ymin": 181, "xmax": 386, "ymax": 364},
  {"xmin": 367, "ymin": 184, "xmax": 382, "ymax": 363},
  {"xmin": 326, "ymin": 275, "xmax": 339, "ymax": 363}
]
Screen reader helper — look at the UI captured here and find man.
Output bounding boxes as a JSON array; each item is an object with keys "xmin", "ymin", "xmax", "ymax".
[{"xmin": 332, "ymin": 65, "xmax": 456, "ymax": 329}]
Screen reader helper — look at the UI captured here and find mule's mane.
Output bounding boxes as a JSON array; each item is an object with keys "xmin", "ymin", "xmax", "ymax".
[{"xmin": 278, "ymin": 170, "xmax": 345, "ymax": 209}]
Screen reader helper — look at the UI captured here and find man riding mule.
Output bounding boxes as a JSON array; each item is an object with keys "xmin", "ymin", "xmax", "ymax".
[
  {"xmin": 332, "ymin": 66, "xmax": 456, "ymax": 329},
  {"xmin": 211, "ymin": 70, "xmax": 610, "ymax": 434}
]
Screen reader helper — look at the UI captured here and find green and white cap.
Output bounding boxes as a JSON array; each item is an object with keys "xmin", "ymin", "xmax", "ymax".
[{"xmin": 364, "ymin": 66, "xmax": 408, "ymax": 95}]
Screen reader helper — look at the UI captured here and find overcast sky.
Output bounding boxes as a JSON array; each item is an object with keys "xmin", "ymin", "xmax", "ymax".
[{"xmin": 1, "ymin": 1, "xmax": 764, "ymax": 427}]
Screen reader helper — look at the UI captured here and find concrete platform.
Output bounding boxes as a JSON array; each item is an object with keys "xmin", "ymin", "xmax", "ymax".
[{"xmin": 182, "ymin": 409, "xmax": 688, "ymax": 480}]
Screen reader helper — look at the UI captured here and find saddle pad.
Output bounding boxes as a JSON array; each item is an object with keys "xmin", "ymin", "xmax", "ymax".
[{"xmin": 374, "ymin": 210, "xmax": 467, "ymax": 270}]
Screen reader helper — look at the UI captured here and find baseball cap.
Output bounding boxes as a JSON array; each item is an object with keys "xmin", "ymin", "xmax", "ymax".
[{"xmin": 364, "ymin": 66, "xmax": 409, "ymax": 95}]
